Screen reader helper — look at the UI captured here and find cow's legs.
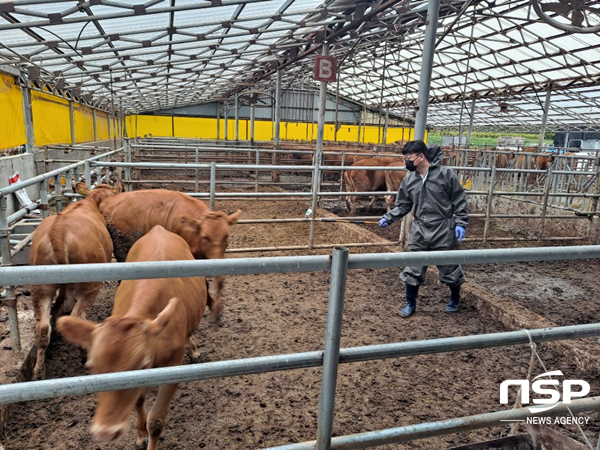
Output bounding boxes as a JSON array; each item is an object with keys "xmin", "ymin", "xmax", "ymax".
[
  {"xmin": 210, "ymin": 276, "xmax": 224, "ymax": 324},
  {"xmin": 32, "ymin": 284, "xmax": 58, "ymax": 380},
  {"xmin": 366, "ymin": 195, "xmax": 378, "ymax": 212},
  {"xmin": 71, "ymin": 282, "xmax": 102, "ymax": 363},
  {"xmin": 135, "ymin": 390, "xmax": 149, "ymax": 450},
  {"xmin": 146, "ymin": 383, "xmax": 179, "ymax": 450},
  {"xmin": 186, "ymin": 337, "xmax": 202, "ymax": 363},
  {"xmin": 348, "ymin": 196, "xmax": 357, "ymax": 215}
]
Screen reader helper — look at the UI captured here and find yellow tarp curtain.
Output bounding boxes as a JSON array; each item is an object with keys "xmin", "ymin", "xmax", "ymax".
[
  {"xmin": 127, "ymin": 114, "xmax": 417, "ymax": 144},
  {"xmin": 97, "ymin": 111, "xmax": 110, "ymax": 140},
  {"xmin": 31, "ymin": 91, "xmax": 71, "ymax": 146},
  {"xmin": 74, "ymin": 104, "xmax": 95, "ymax": 143},
  {"xmin": 0, "ymin": 73, "xmax": 27, "ymax": 150}
]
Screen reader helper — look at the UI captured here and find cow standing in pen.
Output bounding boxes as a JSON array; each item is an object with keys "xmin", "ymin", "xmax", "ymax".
[
  {"xmin": 28, "ymin": 182, "xmax": 121, "ymax": 380},
  {"xmin": 343, "ymin": 156, "xmax": 402, "ymax": 215},
  {"xmin": 57, "ymin": 225, "xmax": 212, "ymax": 450},
  {"xmin": 98, "ymin": 189, "xmax": 241, "ymax": 322}
]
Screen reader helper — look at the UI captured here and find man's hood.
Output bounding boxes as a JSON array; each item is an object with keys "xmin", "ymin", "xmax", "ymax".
[{"xmin": 426, "ymin": 144, "xmax": 444, "ymax": 166}]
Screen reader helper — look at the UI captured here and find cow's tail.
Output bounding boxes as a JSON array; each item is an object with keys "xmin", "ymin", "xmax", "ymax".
[{"xmin": 49, "ymin": 216, "xmax": 69, "ymax": 265}]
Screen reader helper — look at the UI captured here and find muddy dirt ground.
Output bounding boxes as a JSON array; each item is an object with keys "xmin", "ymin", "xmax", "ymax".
[{"xmin": 2, "ymin": 170, "xmax": 600, "ymax": 450}]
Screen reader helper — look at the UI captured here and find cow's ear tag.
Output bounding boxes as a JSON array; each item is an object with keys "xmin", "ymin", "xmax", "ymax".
[{"xmin": 77, "ymin": 188, "xmax": 86, "ymax": 195}]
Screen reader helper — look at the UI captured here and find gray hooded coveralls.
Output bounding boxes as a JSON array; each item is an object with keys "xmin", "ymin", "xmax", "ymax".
[{"xmin": 382, "ymin": 145, "xmax": 468, "ymax": 288}]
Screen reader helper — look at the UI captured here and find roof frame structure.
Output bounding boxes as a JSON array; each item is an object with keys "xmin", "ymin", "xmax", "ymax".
[{"xmin": 1, "ymin": 0, "xmax": 599, "ymax": 131}]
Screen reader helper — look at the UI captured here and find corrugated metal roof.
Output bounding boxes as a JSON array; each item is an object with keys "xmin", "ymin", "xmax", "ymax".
[{"xmin": 1, "ymin": 0, "xmax": 599, "ymax": 130}]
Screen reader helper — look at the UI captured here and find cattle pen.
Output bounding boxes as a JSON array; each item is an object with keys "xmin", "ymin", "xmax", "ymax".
[
  {"xmin": 2, "ymin": 246, "xmax": 600, "ymax": 449},
  {"xmin": 2, "ymin": 139, "xmax": 600, "ymax": 449}
]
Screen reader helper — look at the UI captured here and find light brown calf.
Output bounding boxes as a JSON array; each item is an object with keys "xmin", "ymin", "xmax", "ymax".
[
  {"xmin": 99, "ymin": 189, "xmax": 241, "ymax": 322},
  {"xmin": 28, "ymin": 182, "xmax": 121, "ymax": 380},
  {"xmin": 57, "ymin": 226, "xmax": 211, "ymax": 450}
]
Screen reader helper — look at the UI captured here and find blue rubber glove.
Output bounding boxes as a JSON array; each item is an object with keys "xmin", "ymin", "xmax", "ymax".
[
  {"xmin": 455, "ymin": 225, "xmax": 466, "ymax": 243},
  {"xmin": 378, "ymin": 217, "xmax": 389, "ymax": 228}
]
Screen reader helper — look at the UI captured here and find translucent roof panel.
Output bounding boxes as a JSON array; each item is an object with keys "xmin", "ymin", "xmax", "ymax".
[{"xmin": 0, "ymin": 0, "xmax": 599, "ymax": 129}]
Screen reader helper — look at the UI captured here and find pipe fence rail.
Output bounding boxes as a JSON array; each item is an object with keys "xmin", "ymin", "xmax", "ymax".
[
  {"xmin": 1, "ymin": 246, "xmax": 600, "ymax": 450},
  {"xmin": 2, "ymin": 140, "xmax": 600, "ymax": 351}
]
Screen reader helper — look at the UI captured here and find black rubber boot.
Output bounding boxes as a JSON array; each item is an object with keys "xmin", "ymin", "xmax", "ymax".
[
  {"xmin": 445, "ymin": 286, "xmax": 461, "ymax": 312},
  {"xmin": 400, "ymin": 284, "xmax": 418, "ymax": 318}
]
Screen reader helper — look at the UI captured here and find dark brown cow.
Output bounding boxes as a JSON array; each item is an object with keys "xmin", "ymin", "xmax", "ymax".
[
  {"xmin": 29, "ymin": 182, "xmax": 121, "ymax": 380},
  {"xmin": 343, "ymin": 156, "xmax": 400, "ymax": 214},
  {"xmin": 98, "ymin": 189, "xmax": 241, "ymax": 321},
  {"xmin": 57, "ymin": 226, "xmax": 210, "ymax": 450},
  {"xmin": 384, "ymin": 161, "xmax": 407, "ymax": 211}
]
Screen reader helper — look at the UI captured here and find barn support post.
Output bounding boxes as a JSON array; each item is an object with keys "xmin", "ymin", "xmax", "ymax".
[
  {"xmin": 93, "ymin": 108, "xmax": 98, "ymax": 142},
  {"xmin": 334, "ymin": 75, "xmax": 340, "ymax": 142},
  {"xmin": 482, "ymin": 162, "xmax": 497, "ymax": 244},
  {"xmin": 357, "ymin": 106, "xmax": 362, "ymax": 144},
  {"xmin": 107, "ymin": 112, "xmax": 112, "ymax": 144},
  {"xmin": 0, "ymin": 196, "xmax": 21, "ymax": 352},
  {"xmin": 339, "ymin": 153, "xmax": 346, "ymax": 199},
  {"xmin": 309, "ymin": 44, "xmax": 330, "ymax": 247},
  {"xmin": 39, "ymin": 180, "xmax": 49, "ymax": 220},
  {"xmin": 69, "ymin": 99, "xmax": 76, "ymax": 145},
  {"xmin": 235, "ymin": 93, "xmax": 240, "ymax": 141},
  {"xmin": 311, "ymin": 92, "xmax": 316, "ymax": 141},
  {"xmin": 124, "ymin": 139, "xmax": 132, "ymax": 192},
  {"xmin": 308, "ymin": 160, "xmax": 320, "ymax": 249},
  {"xmin": 413, "ymin": 0, "xmax": 441, "ymax": 141},
  {"xmin": 315, "ymin": 44, "xmax": 329, "ymax": 170},
  {"xmin": 250, "ymin": 104, "xmax": 256, "ymax": 144},
  {"xmin": 216, "ymin": 106, "xmax": 221, "ymax": 140},
  {"xmin": 65, "ymin": 169, "xmax": 73, "ymax": 202},
  {"xmin": 53, "ymin": 175, "xmax": 62, "ymax": 213},
  {"xmin": 224, "ymin": 103, "xmax": 229, "ymax": 141},
  {"xmin": 539, "ymin": 167, "xmax": 553, "ymax": 239},
  {"xmin": 466, "ymin": 97, "xmax": 476, "ymax": 147},
  {"xmin": 272, "ymin": 69, "xmax": 282, "ymax": 183},
  {"xmin": 84, "ymin": 160, "xmax": 92, "ymax": 188},
  {"xmin": 255, "ymin": 148, "xmax": 260, "ymax": 200},
  {"xmin": 383, "ymin": 107, "xmax": 389, "ymax": 145},
  {"xmin": 210, "ymin": 161, "xmax": 216, "ymax": 211},
  {"xmin": 19, "ymin": 69, "xmax": 35, "ymax": 152},
  {"xmin": 315, "ymin": 246, "xmax": 349, "ymax": 450},
  {"xmin": 538, "ymin": 83, "xmax": 552, "ymax": 148},
  {"xmin": 195, "ymin": 147, "xmax": 199, "ymax": 192}
]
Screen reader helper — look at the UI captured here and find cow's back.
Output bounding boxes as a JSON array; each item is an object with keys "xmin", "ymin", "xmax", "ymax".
[
  {"xmin": 30, "ymin": 200, "xmax": 112, "ymax": 266},
  {"xmin": 112, "ymin": 225, "xmax": 207, "ymax": 338},
  {"xmin": 100, "ymin": 189, "xmax": 210, "ymax": 234}
]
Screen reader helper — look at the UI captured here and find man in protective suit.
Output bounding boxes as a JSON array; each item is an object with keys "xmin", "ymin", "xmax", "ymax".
[{"xmin": 378, "ymin": 140, "xmax": 468, "ymax": 317}]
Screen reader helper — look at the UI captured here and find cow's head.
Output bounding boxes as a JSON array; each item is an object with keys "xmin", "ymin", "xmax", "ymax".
[
  {"xmin": 175, "ymin": 209, "xmax": 242, "ymax": 260},
  {"xmin": 56, "ymin": 298, "xmax": 183, "ymax": 443},
  {"xmin": 74, "ymin": 182, "xmax": 122, "ymax": 205}
]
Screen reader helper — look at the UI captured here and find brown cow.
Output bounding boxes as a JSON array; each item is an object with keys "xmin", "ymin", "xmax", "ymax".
[
  {"xmin": 343, "ymin": 156, "xmax": 400, "ymax": 214},
  {"xmin": 57, "ymin": 226, "xmax": 210, "ymax": 450},
  {"xmin": 99, "ymin": 189, "xmax": 241, "ymax": 322},
  {"xmin": 384, "ymin": 161, "xmax": 407, "ymax": 211},
  {"xmin": 29, "ymin": 182, "xmax": 121, "ymax": 380}
]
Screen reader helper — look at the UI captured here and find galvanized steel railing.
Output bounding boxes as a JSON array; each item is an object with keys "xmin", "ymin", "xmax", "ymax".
[{"xmin": 1, "ymin": 246, "xmax": 600, "ymax": 449}]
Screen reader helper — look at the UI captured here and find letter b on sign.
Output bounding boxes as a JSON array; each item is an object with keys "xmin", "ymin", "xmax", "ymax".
[{"xmin": 314, "ymin": 56, "xmax": 337, "ymax": 82}]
